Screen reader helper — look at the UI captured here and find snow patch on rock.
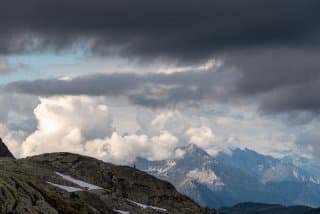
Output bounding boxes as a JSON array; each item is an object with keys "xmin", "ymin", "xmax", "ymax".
[
  {"xmin": 46, "ymin": 181, "xmax": 83, "ymax": 192},
  {"xmin": 55, "ymin": 172, "xmax": 103, "ymax": 190},
  {"xmin": 127, "ymin": 199, "xmax": 167, "ymax": 212},
  {"xmin": 148, "ymin": 160, "xmax": 176, "ymax": 176},
  {"xmin": 113, "ymin": 209, "xmax": 130, "ymax": 214}
]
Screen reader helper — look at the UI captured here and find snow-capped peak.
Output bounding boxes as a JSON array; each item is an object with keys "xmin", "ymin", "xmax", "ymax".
[
  {"xmin": 147, "ymin": 160, "xmax": 177, "ymax": 176},
  {"xmin": 186, "ymin": 168, "xmax": 224, "ymax": 186}
]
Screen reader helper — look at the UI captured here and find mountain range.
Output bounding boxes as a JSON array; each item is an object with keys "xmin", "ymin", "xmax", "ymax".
[
  {"xmin": 2, "ymin": 135, "xmax": 320, "ymax": 214},
  {"xmin": 134, "ymin": 144, "xmax": 320, "ymax": 209}
]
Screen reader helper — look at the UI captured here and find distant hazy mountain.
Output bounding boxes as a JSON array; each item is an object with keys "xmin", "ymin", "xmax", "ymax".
[
  {"xmin": 281, "ymin": 155, "xmax": 320, "ymax": 178},
  {"xmin": 135, "ymin": 144, "xmax": 320, "ymax": 208},
  {"xmin": 216, "ymin": 148, "xmax": 319, "ymax": 184}
]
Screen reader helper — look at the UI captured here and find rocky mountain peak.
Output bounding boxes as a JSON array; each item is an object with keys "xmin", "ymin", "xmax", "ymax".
[
  {"xmin": 0, "ymin": 138, "xmax": 14, "ymax": 158},
  {"xmin": 181, "ymin": 143, "xmax": 211, "ymax": 158}
]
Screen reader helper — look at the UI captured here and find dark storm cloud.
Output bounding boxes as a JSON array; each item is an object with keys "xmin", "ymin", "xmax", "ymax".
[
  {"xmin": 1, "ymin": 0, "xmax": 320, "ymax": 61},
  {"xmin": 2, "ymin": 0, "xmax": 320, "ymax": 114},
  {"xmin": 2, "ymin": 69, "xmax": 239, "ymax": 107},
  {"xmin": 278, "ymin": 111, "xmax": 318, "ymax": 126},
  {"xmin": 224, "ymin": 49, "xmax": 320, "ymax": 95},
  {"xmin": 222, "ymin": 49, "xmax": 320, "ymax": 113}
]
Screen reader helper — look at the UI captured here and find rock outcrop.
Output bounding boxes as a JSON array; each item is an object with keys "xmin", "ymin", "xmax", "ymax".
[{"xmin": 0, "ymin": 139, "xmax": 218, "ymax": 214}]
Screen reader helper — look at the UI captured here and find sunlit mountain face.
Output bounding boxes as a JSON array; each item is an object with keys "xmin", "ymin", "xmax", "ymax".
[{"xmin": 1, "ymin": 0, "xmax": 320, "ymax": 211}]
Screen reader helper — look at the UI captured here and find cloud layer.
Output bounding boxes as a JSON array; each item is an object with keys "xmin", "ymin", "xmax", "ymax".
[
  {"xmin": 4, "ymin": 96, "xmax": 294, "ymax": 163},
  {"xmin": 2, "ymin": 1, "xmax": 320, "ymax": 115},
  {"xmin": 4, "ymin": 48, "xmax": 320, "ymax": 114},
  {"xmin": 3, "ymin": 66, "xmax": 237, "ymax": 107},
  {"xmin": 1, "ymin": 1, "xmax": 320, "ymax": 162},
  {"xmin": 2, "ymin": 0, "xmax": 320, "ymax": 61}
]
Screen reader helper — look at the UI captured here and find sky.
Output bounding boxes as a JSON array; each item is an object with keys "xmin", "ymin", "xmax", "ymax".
[{"xmin": 1, "ymin": 0, "xmax": 320, "ymax": 164}]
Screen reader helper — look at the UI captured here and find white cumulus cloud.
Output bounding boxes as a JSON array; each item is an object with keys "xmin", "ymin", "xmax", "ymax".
[
  {"xmin": 19, "ymin": 96, "xmax": 182, "ymax": 164},
  {"xmin": 20, "ymin": 96, "xmax": 113, "ymax": 157}
]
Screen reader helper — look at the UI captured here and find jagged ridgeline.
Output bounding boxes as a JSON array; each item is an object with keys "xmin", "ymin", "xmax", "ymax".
[{"xmin": 0, "ymin": 138, "xmax": 218, "ymax": 214}]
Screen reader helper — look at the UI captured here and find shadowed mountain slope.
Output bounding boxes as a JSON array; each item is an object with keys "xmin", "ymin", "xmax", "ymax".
[{"xmin": 0, "ymin": 138, "xmax": 14, "ymax": 158}]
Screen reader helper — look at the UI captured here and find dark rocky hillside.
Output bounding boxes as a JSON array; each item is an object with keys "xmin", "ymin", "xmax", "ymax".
[{"xmin": 0, "ymin": 139, "xmax": 218, "ymax": 214}]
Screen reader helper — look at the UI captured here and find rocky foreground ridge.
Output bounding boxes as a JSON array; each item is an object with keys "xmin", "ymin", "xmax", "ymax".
[{"xmin": 0, "ymin": 139, "xmax": 218, "ymax": 214}]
